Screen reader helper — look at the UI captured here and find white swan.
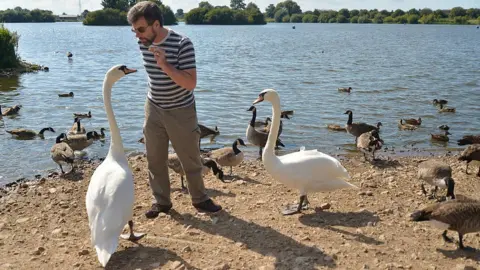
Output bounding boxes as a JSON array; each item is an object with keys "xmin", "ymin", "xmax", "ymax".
[
  {"xmin": 86, "ymin": 65, "xmax": 145, "ymax": 267},
  {"xmin": 253, "ymin": 89, "xmax": 357, "ymax": 215}
]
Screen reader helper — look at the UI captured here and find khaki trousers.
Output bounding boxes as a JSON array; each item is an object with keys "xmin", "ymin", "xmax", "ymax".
[{"xmin": 143, "ymin": 99, "xmax": 208, "ymax": 205}]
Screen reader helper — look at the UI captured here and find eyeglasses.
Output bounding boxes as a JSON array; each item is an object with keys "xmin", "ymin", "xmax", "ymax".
[{"xmin": 131, "ymin": 24, "xmax": 152, "ymax": 34}]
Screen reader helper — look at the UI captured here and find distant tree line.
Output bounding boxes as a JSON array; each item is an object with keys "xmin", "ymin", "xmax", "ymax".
[
  {"xmin": 262, "ymin": 1, "xmax": 480, "ymax": 25},
  {"xmin": 83, "ymin": 0, "xmax": 177, "ymax": 26},
  {"xmin": 184, "ymin": 1, "xmax": 266, "ymax": 25},
  {"xmin": 0, "ymin": 7, "xmax": 55, "ymax": 23}
]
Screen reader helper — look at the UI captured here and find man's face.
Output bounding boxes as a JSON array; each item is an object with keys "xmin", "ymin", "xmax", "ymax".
[{"xmin": 132, "ymin": 17, "xmax": 157, "ymax": 46}]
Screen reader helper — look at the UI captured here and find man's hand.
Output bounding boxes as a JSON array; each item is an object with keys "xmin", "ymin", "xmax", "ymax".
[{"xmin": 149, "ymin": 46, "xmax": 168, "ymax": 69}]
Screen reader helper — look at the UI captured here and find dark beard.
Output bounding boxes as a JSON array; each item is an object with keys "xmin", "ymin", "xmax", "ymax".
[{"xmin": 141, "ymin": 33, "xmax": 157, "ymax": 47}]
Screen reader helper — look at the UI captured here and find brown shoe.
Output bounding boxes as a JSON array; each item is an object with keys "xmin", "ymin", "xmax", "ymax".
[
  {"xmin": 193, "ymin": 199, "xmax": 222, "ymax": 213},
  {"xmin": 145, "ymin": 203, "xmax": 172, "ymax": 219}
]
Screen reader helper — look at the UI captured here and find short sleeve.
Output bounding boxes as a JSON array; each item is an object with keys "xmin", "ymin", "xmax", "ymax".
[{"xmin": 178, "ymin": 38, "xmax": 196, "ymax": 70}]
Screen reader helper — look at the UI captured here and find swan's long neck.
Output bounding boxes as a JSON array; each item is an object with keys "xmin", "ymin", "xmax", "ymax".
[
  {"xmin": 103, "ymin": 78, "xmax": 125, "ymax": 157},
  {"xmin": 264, "ymin": 96, "xmax": 281, "ymax": 159}
]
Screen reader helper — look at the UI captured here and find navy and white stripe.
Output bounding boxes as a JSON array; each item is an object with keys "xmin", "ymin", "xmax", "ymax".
[{"xmin": 139, "ymin": 29, "xmax": 196, "ymax": 110}]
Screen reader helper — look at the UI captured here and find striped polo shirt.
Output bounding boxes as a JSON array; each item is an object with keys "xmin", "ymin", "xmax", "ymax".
[{"xmin": 138, "ymin": 29, "xmax": 196, "ymax": 110}]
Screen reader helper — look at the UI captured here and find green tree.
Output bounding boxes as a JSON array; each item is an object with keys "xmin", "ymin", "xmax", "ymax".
[
  {"xmin": 274, "ymin": 8, "xmax": 288, "ymax": 22},
  {"xmin": 184, "ymin": 7, "xmax": 208, "ymax": 24},
  {"xmin": 383, "ymin": 16, "xmax": 394, "ymax": 23},
  {"xmin": 302, "ymin": 14, "xmax": 317, "ymax": 23},
  {"xmin": 289, "ymin": 13, "xmax": 303, "ymax": 22},
  {"xmin": 420, "ymin": 8, "xmax": 432, "ymax": 16},
  {"xmin": 230, "ymin": 0, "xmax": 246, "ymax": 10},
  {"xmin": 101, "ymin": 0, "xmax": 129, "ymax": 12},
  {"xmin": 372, "ymin": 13, "xmax": 384, "ymax": 23},
  {"xmin": 433, "ymin": 9, "xmax": 446, "ymax": 18},
  {"xmin": 81, "ymin": 10, "xmax": 90, "ymax": 18},
  {"xmin": 420, "ymin": 14, "xmax": 435, "ymax": 24},
  {"xmin": 83, "ymin": 8, "xmax": 128, "ymax": 25},
  {"xmin": 407, "ymin": 8, "xmax": 419, "ymax": 15},
  {"xmin": 0, "ymin": 24, "xmax": 20, "ymax": 69},
  {"xmin": 199, "ymin": 1, "xmax": 213, "ymax": 9},
  {"xmin": 338, "ymin": 8, "xmax": 349, "ymax": 18},
  {"xmin": 350, "ymin": 16, "xmax": 358, "ymax": 23},
  {"xmin": 275, "ymin": 0, "xmax": 301, "ymax": 16},
  {"xmin": 176, "ymin": 9, "xmax": 184, "ymax": 18},
  {"xmin": 265, "ymin": 4, "xmax": 275, "ymax": 18},
  {"xmin": 392, "ymin": 9, "xmax": 405, "ymax": 17},
  {"xmin": 380, "ymin": 10, "xmax": 390, "ymax": 16},
  {"xmin": 450, "ymin": 7, "xmax": 466, "ymax": 18},
  {"xmin": 336, "ymin": 15, "xmax": 348, "ymax": 23},
  {"xmin": 407, "ymin": 14, "xmax": 419, "ymax": 24},
  {"xmin": 349, "ymin": 9, "xmax": 359, "ymax": 17}
]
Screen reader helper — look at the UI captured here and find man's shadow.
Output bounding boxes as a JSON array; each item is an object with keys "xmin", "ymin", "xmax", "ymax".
[{"xmin": 171, "ymin": 211, "xmax": 337, "ymax": 269}]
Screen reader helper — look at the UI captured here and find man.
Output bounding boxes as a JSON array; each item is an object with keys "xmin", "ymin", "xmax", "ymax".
[{"xmin": 127, "ymin": 1, "xmax": 222, "ymax": 218}]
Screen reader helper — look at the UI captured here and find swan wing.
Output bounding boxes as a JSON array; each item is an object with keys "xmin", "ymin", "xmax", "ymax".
[
  {"xmin": 273, "ymin": 149, "xmax": 355, "ymax": 192},
  {"xmin": 86, "ymin": 161, "xmax": 134, "ymax": 267}
]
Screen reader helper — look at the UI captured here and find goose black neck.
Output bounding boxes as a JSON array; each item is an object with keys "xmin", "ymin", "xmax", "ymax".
[
  {"xmin": 232, "ymin": 140, "xmax": 241, "ymax": 154},
  {"xmin": 39, "ymin": 128, "xmax": 49, "ymax": 135},
  {"xmin": 76, "ymin": 121, "xmax": 81, "ymax": 131},
  {"xmin": 249, "ymin": 108, "xmax": 257, "ymax": 127},
  {"xmin": 347, "ymin": 113, "xmax": 353, "ymax": 125},
  {"xmin": 446, "ymin": 178, "xmax": 455, "ymax": 199}
]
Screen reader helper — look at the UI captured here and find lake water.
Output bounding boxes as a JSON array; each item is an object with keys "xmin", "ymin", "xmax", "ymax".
[{"xmin": 0, "ymin": 22, "xmax": 479, "ymax": 184}]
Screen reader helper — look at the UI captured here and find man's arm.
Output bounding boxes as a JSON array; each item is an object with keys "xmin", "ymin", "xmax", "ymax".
[{"xmin": 149, "ymin": 38, "xmax": 197, "ymax": 91}]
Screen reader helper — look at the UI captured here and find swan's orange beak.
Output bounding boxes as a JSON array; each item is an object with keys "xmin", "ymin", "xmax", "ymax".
[
  {"xmin": 253, "ymin": 95, "xmax": 264, "ymax": 104},
  {"xmin": 125, "ymin": 67, "xmax": 137, "ymax": 74}
]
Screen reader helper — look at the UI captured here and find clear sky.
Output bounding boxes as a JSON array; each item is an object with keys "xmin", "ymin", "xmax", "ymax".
[{"xmin": 0, "ymin": 0, "xmax": 478, "ymax": 15}]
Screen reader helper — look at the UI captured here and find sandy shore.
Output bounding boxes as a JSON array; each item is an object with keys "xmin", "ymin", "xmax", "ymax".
[{"xmin": 1, "ymin": 152, "xmax": 480, "ymax": 270}]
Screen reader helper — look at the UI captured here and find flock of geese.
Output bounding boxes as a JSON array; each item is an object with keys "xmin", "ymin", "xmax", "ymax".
[{"xmin": 2, "ymin": 63, "xmax": 480, "ymax": 267}]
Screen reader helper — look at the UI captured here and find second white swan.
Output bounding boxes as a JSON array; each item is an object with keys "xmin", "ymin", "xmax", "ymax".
[{"xmin": 253, "ymin": 88, "xmax": 357, "ymax": 215}]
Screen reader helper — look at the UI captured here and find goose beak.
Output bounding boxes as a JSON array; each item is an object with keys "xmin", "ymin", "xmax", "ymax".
[
  {"xmin": 253, "ymin": 96, "xmax": 264, "ymax": 104},
  {"xmin": 124, "ymin": 67, "xmax": 137, "ymax": 74}
]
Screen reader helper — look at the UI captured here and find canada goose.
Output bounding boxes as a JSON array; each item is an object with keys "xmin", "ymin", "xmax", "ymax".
[
  {"xmin": 58, "ymin": 92, "xmax": 74, "ymax": 97},
  {"xmin": 457, "ymin": 135, "xmax": 480, "ymax": 146},
  {"xmin": 68, "ymin": 117, "xmax": 86, "ymax": 135},
  {"xmin": 85, "ymin": 65, "xmax": 144, "ymax": 267},
  {"xmin": 398, "ymin": 119, "xmax": 418, "ymax": 131},
  {"xmin": 280, "ymin": 110, "xmax": 294, "ymax": 119},
  {"xmin": 438, "ymin": 104, "xmax": 455, "ymax": 113},
  {"xmin": 344, "ymin": 110, "xmax": 381, "ymax": 142},
  {"xmin": 411, "ymin": 200, "xmax": 480, "ymax": 250},
  {"xmin": 51, "ymin": 133, "xmax": 75, "ymax": 174},
  {"xmin": 63, "ymin": 131, "xmax": 97, "ymax": 151},
  {"xmin": 198, "ymin": 124, "xmax": 220, "ymax": 147},
  {"xmin": 253, "ymin": 89, "xmax": 356, "ymax": 215},
  {"xmin": 417, "ymin": 160, "xmax": 455, "ymax": 200},
  {"xmin": 167, "ymin": 154, "xmax": 224, "ymax": 190},
  {"xmin": 6, "ymin": 127, "xmax": 55, "ymax": 139},
  {"xmin": 246, "ymin": 106, "xmax": 285, "ymax": 159},
  {"xmin": 402, "ymin": 117, "xmax": 422, "ymax": 126},
  {"xmin": 458, "ymin": 144, "xmax": 480, "ymax": 176},
  {"xmin": 93, "ymin": 128, "xmax": 106, "ymax": 140},
  {"xmin": 433, "ymin": 99, "xmax": 448, "ymax": 106},
  {"xmin": 356, "ymin": 129, "xmax": 384, "ymax": 161},
  {"xmin": 327, "ymin": 124, "xmax": 346, "ymax": 132},
  {"xmin": 206, "ymin": 138, "xmax": 247, "ymax": 175},
  {"xmin": 0, "ymin": 104, "xmax": 21, "ymax": 116},
  {"xmin": 431, "ymin": 130, "xmax": 451, "ymax": 142},
  {"xmin": 438, "ymin": 125, "xmax": 450, "ymax": 131},
  {"xmin": 338, "ymin": 87, "xmax": 352, "ymax": 93},
  {"xmin": 74, "ymin": 110, "xmax": 92, "ymax": 119}
]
